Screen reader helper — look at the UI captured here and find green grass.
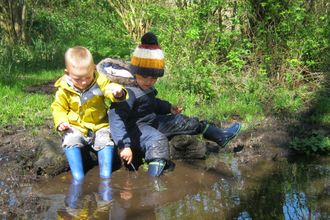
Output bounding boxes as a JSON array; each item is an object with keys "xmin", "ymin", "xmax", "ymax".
[
  {"xmin": 1, "ymin": 65, "xmax": 330, "ymax": 130},
  {"xmin": 156, "ymin": 77, "xmax": 266, "ymax": 124},
  {"xmin": 0, "ymin": 69, "xmax": 63, "ymax": 127},
  {"xmin": 0, "ymin": 88, "xmax": 52, "ymax": 126}
]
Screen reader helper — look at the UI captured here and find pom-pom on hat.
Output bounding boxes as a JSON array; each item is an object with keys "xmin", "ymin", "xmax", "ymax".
[{"xmin": 129, "ymin": 32, "xmax": 165, "ymax": 77}]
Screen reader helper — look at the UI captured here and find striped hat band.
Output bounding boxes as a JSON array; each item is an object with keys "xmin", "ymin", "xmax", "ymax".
[{"xmin": 129, "ymin": 44, "xmax": 165, "ymax": 77}]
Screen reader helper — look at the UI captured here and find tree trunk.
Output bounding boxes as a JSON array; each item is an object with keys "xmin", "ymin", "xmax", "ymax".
[{"xmin": 0, "ymin": 0, "xmax": 28, "ymax": 45}]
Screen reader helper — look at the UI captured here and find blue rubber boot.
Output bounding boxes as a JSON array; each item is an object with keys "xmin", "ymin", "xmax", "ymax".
[
  {"xmin": 64, "ymin": 147, "xmax": 84, "ymax": 180},
  {"xmin": 201, "ymin": 122, "xmax": 242, "ymax": 148},
  {"xmin": 148, "ymin": 159, "xmax": 166, "ymax": 177},
  {"xmin": 98, "ymin": 146, "xmax": 114, "ymax": 179},
  {"xmin": 98, "ymin": 179, "xmax": 113, "ymax": 201},
  {"xmin": 65, "ymin": 178, "xmax": 83, "ymax": 208}
]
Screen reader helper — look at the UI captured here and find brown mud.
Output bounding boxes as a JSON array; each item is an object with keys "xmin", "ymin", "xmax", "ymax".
[{"xmin": 0, "ymin": 80, "xmax": 329, "ymax": 218}]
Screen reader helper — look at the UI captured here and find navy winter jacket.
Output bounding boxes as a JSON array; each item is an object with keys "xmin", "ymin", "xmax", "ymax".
[{"xmin": 109, "ymin": 85, "xmax": 172, "ymax": 150}]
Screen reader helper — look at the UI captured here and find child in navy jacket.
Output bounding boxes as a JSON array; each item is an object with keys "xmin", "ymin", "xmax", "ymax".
[{"xmin": 99, "ymin": 32, "xmax": 241, "ymax": 177}]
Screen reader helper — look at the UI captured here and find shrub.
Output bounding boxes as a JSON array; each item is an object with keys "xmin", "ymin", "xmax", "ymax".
[{"xmin": 289, "ymin": 131, "xmax": 330, "ymax": 156}]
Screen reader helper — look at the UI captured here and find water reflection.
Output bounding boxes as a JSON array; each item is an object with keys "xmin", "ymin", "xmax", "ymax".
[
  {"xmin": 6, "ymin": 154, "xmax": 330, "ymax": 219},
  {"xmin": 284, "ymin": 192, "xmax": 309, "ymax": 219},
  {"xmin": 65, "ymin": 178, "xmax": 83, "ymax": 209},
  {"xmin": 154, "ymin": 156, "xmax": 330, "ymax": 220}
]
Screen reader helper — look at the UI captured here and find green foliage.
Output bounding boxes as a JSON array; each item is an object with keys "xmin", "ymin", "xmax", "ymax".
[
  {"xmin": 153, "ymin": 1, "xmax": 241, "ymax": 100},
  {"xmin": 246, "ymin": 0, "xmax": 330, "ymax": 82},
  {"xmin": 0, "ymin": 0, "xmax": 133, "ymax": 86},
  {"xmin": 310, "ymin": 90, "xmax": 330, "ymax": 123},
  {"xmin": 272, "ymin": 87, "xmax": 304, "ymax": 114},
  {"xmin": 152, "ymin": 0, "xmax": 330, "ymax": 108},
  {"xmin": 31, "ymin": 0, "xmax": 133, "ymax": 58},
  {"xmin": 289, "ymin": 131, "xmax": 330, "ymax": 156},
  {"xmin": 1, "ymin": 0, "xmax": 330, "ymax": 127}
]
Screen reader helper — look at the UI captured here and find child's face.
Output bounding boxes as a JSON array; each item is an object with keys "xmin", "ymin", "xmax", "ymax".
[
  {"xmin": 65, "ymin": 64, "xmax": 95, "ymax": 90},
  {"xmin": 135, "ymin": 74, "xmax": 158, "ymax": 90}
]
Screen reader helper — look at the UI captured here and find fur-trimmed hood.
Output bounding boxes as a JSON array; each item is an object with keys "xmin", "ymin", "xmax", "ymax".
[{"xmin": 96, "ymin": 58, "xmax": 138, "ymax": 86}]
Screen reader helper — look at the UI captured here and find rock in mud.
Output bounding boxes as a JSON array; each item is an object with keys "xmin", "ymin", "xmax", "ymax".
[
  {"xmin": 33, "ymin": 138, "xmax": 68, "ymax": 177},
  {"xmin": 33, "ymin": 138, "xmax": 107, "ymax": 177},
  {"xmin": 169, "ymin": 134, "xmax": 206, "ymax": 159}
]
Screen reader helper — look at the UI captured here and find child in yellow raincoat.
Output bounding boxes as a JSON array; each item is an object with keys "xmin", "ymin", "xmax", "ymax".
[{"xmin": 51, "ymin": 46, "xmax": 129, "ymax": 180}]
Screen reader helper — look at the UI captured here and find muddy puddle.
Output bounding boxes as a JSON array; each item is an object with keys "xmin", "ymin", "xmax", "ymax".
[{"xmin": 4, "ymin": 153, "xmax": 330, "ymax": 219}]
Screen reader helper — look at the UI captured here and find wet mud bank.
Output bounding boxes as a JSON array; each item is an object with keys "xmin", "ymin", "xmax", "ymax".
[{"xmin": 0, "ymin": 115, "xmax": 329, "ymax": 218}]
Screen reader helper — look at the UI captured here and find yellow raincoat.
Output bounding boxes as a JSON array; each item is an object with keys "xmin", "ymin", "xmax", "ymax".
[{"xmin": 51, "ymin": 72, "xmax": 128, "ymax": 136}]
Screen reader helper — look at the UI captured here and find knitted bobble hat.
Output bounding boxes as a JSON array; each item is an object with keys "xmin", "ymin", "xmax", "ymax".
[{"xmin": 129, "ymin": 32, "xmax": 165, "ymax": 77}]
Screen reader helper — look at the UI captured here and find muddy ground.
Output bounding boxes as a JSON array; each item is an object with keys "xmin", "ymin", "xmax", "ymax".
[{"xmin": 0, "ymin": 80, "xmax": 329, "ymax": 218}]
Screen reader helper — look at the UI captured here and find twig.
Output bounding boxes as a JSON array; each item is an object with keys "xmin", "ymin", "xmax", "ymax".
[{"xmin": 16, "ymin": 175, "xmax": 39, "ymax": 181}]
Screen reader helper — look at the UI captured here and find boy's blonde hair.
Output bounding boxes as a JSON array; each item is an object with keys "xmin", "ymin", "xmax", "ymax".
[{"xmin": 65, "ymin": 46, "xmax": 94, "ymax": 69}]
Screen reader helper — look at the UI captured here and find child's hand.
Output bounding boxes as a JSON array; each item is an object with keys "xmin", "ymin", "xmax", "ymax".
[
  {"xmin": 57, "ymin": 122, "xmax": 71, "ymax": 131},
  {"xmin": 110, "ymin": 84, "xmax": 123, "ymax": 98},
  {"xmin": 120, "ymin": 147, "xmax": 133, "ymax": 164},
  {"xmin": 171, "ymin": 105, "xmax": 182, "ymax": 114}
]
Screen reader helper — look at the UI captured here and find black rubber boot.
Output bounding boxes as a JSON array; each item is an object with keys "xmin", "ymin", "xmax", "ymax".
[
  {"xmin": 148, "ymin": 159, "xmax": 166, "ymax": 177},
  {"xmin": 201, "ymin": 122, "xmax": 242, "ymax": 148}
]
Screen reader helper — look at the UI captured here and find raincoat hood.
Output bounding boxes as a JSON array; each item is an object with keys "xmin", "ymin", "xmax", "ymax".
[{"xmin": 96, "ymin": 58, "xmax": 138, "ymax": 87}]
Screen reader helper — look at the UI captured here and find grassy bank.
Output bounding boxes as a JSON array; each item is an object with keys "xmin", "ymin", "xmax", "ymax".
[
  {"xmin": 0, "ymin": 69, "xmax": 63, "ymax": 128},
  {"xmin": 2, "ymin": 65, "xmax": 330, "ymax": 133},
  {"xmin": 1, "ymin": 67, "xmax": 260, "ymax": 130}
]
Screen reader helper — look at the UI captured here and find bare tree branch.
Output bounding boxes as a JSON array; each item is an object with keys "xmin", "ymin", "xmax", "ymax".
[{"xmin": 107, "ymin": 0, "xmax": 157, "ymax": 41}]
